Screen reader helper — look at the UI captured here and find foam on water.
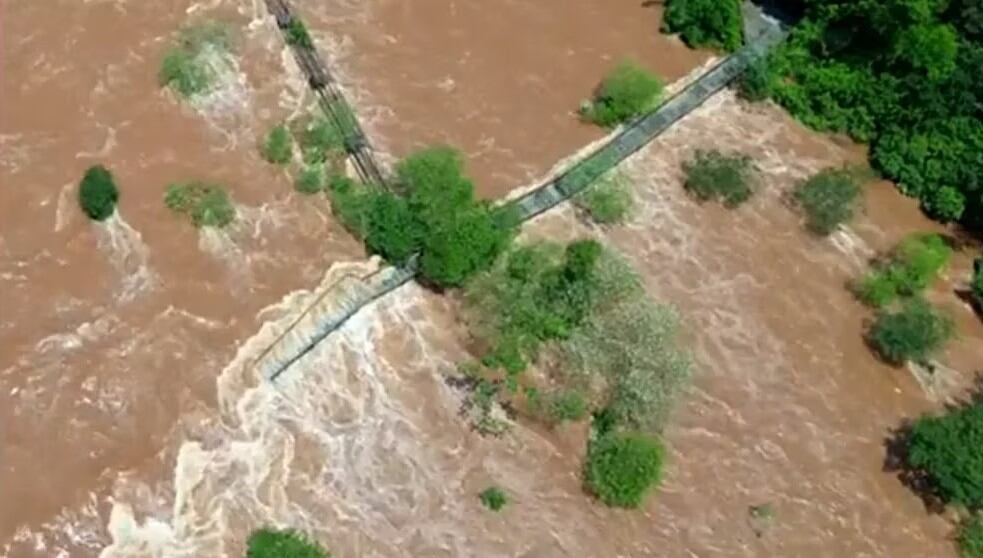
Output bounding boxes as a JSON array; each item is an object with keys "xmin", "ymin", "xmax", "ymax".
[{"xmin": 97, "ymin": 213, "xmax": 157, "ymax": 302}]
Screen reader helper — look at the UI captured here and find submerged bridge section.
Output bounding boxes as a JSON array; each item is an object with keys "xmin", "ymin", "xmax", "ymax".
[
  {"xmin": 264, "ymin": 0, "xmax": 389, "ymax": 188},
  {"xmin": 253, "ymin": 7, "xmax": 788, "ymax": 381}
]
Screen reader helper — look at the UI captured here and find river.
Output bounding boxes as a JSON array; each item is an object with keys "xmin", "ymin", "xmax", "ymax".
[{"xmin": 2, "ymin": 1, "xmax": 981, "ymax": 557}]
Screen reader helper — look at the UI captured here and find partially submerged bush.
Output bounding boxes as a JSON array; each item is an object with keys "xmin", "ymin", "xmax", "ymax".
[
  {"xmin": 856, "ymin": 233, "xmax": 952, "ymax": 307},
  {"xmin": 247, "ymin": 528, "xmax": 329, "ymax": 558},
  {"xmin": 301, "ymin": 113, "xmax": 346, "ymax": 164},
  {"xmin": 738, "ymin": 57, "xmax": 771, "ymax": 102},
  {"xmin": 959, "ymin": 515, "xmax": 983, "ymax": 558},
  {"xmin": 164, "ymin": 181, "xmax": 236, "ymax": 228},
  {"xmin": 663, "ymin": 0, "xmax": 744, "ymax": 52},
  {"xmin": 78, "ymin": 165, "xmax": 119, "ymax": 221},
  {"xmin": 581, "ymin": 62, "xmax": 663, "ymax": 127},
  {"xmin": 159, "ymin": 22, "xmax": 232, "ymax": 97},
  {"xmin": 584, "ymin": 432, "xmax": 664, "ymax": 508},
  {"xmin": 575, "ymin": 171, "xmax": 635, "ymax": 224},
  {"xmin": 682, "ymin": 149, "xmax": 754, "ymax": 207},
  {"xmin": 285, "ymin": 18, "xmax": 313, "ymax": 49},
  {"xmin": 479, "ymin": 486, "xmax": 508, "ymax": 511},
  {"xmin": 907, "ymin": 402, "xmax": 983, "ymax": 509},
  {"xmin": 868, "ymin": 298, "xmax": 954, "ymax": 364},
  {"xmin": 793, "ymin": 168, "xmax": 862, "ymax": 235},
  {"xmin": 295, "ymin": 164, "xmax": 326, "ymax": 194},
  {"xmin": 262, "ymin": 124, "xmax": 293, "ymax": 165}
]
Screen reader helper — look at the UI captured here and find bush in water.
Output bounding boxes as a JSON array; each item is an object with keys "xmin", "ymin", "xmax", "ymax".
[
  {"xmin": 856, "ymin": 233, "xmax": 952, "ymax": 308},
  {"xmin": 575, "ymin": 171, "xmax": 635, "ymax": 225},
  {"xmin": 682, "ymin": 149, "xmax": 755, "ymax": 208},
  {"xmin": 663, "ymin": 0, "xmax": 744, "ymax": 52},
  {"xmin": 295, "ymin": 164, "xmax": 326, "ymax": 194},
  {"xmin": 584, "ymin": 431, "xmax": 664, "ymax": 508},
  {"xmin": 793, "ymin": 168, "xmax": 862, "ymax": 235},
  {"xmin": 907, "ymin": 401, "xmax": 983, "ymax": 509},
  {"xmin": 262, "ymin": 124, "xmax": 293, "ymax": 165},
  {"xmin": 158, "ymin": 22, "xmax": 231, "ymax": 97},
  {"xmin": 78, "ymin": 165, "xmax": 119, "ymax": 221},
  {"xmin": 247, "ymin": 528, "xmax": 329, "ymax": 558},
  {"xmin": 164, "ymin": 181, "xmax": 236, "ymax": 228},
  {"xmin": 582, "ymin": 61, "xmax": 664, "ymax": 128},
  {"xmin": 479, "ymin": 486, "xmax": 509, "ymax": 511},
  {"xmin": 868, "ymin": 298, "xmax": 954, "ymax": 365}
]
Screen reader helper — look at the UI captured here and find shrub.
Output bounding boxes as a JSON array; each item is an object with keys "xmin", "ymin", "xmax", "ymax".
[
  {"xmin": 923, "ymin": 185, "xmax": 966, "ymax": 223},
  {"xmin": 364, "ymin": 194, "xmax": 423, "ymax": 266},
  {"xmin": 584, "ymin": 432, "xmax": 664, "ymax": 508},
  {"xmin": 663, "ymin": 0, "xmax": 744, "ymax": 52},
  {"xmin": 301, "ymin": 114, "xmax": 345, "ymax": 164},
  {"xmin": 856, "ymin": 233, "xmax": 952, "ymax": 307},
  {"xmin": 972, "ymin": 258, "xmax": 983, "ymax": 308},
  {"xmin": 738, "ymin": 57, "xmax": 771, "ymax": 102},
  {"xmin": 582, "ymin": 62, "xmax": 663, "ymax": 128},
  {"xmin": 262, "ymin": 124, "xmax": 293, "ymax": 165},
  {"xmin": 533, "ymin": 389, "xmax": 589, "ymax": 423},
  {"xmin": 78, "ymin": 165, "xmax": 119, "ymax": 221},
  {"xmin": 682, "ymin": 150, "xmax": 754, "ymax": 207},
  {"xmin": 247, "ymin": 528, "xmax": 329, "ymax": 558},
  {"xmin": 907, "ymin": 402, "xmax": 983, "ymax": 509},
  {"xmin": 158, "ymin": 23, "xmax": 231, "ymax": 97},
  {"xmin": 479, "ymin": 486, "xmax": 508, "ymax": 511},
  {"xmin": 327, "ymin": 175, "xmax": 374, "ymax": 235},
  {"xmin": 868, "ymin": 298, "xmax": 954, "ymax": 364},
  {"xmin": 793, "ymin": 168, "xmax": 862, "ymax": 235},
  {"xmin": 959, "ymin": 515, "xmax": 983, "ymax": 558},
  {"xmin": 164, "ymin": 181, "xmax": 236, "ymax": 228},
  {"xmin": 575, "ymin": 171, "xmax": 635, "ymax": 224},
  {"xmin": 419, "ymin": 205, "xmax": 511, "ymax": 288},
  {"xmin": 295, "ymin": 164, "xmax": 326, "ymax": 194},
  {"xmin": 284, "ymin": 19, "xmax": 313, "ymax": 49}
]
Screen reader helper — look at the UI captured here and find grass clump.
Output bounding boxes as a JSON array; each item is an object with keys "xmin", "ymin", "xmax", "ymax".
[
  {"xmin": 581, "ymin": 61, "xmax": 663, "ymax": 128},
  {"xmin": 856, "ymin": 233, "xmax": 952, "ymax": 308},
  {"xmin": 158, "ymin": 22, "xmax": 231, "ymax": 98},
  {"xmin": 295, "ymin": 164, "xmax": 327, "ymax": 194},
  {"xmin": 164, "ymin": 181, "xmax": 236, "ymax": 228},
  {"xmin": 78, "ymin": 165, "xmax": 119, "ymax": 221},
  {"xmin": 247, "ymin": 528, "xmax": 329, "ymax": 558},
  {"xmin": 479, "ymin": 486, "xmax": 508, "ymax": 511},
  {"xmin": 868, "ymin": 298, "xmax": 954, "ymax": 365},
  {"xmin": 959, "ymin": 515, "xmax": 983, "ymax": 558},
  {"xmin": 584, "ymin": 431, "xmax": 664, "ymax": 508},
  {"xmin": 575, "ymin": 171, "xmax": 635, "ymax": 224},
  {"xmin": 662, "ymin": 0, "xmax": 744, "ymax": 52},
  {"xmin": 793, "ymin": 168, "xmax": 862, "ymax": 235},
  {"xmin": 285, "ymin": 19, "xmax": 314, "ymax": 49},
  {"xmin": 682, "ymin": 149, "xmax": 755, "ymax": 208},
  {"xmin": 262, "ymin": 124, "xmax": 293, "ymax": 165},
  {"xmin": 907, "ymin": 402, "xmax": 983, "ymax": 509}
]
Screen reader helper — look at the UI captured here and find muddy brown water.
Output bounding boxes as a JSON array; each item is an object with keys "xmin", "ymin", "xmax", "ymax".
[{"xmin": 3, "ymin": 0, "xmax": 983, "ymax": 557}]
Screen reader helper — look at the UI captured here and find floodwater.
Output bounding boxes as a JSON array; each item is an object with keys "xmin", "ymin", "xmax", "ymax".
[
  {"xmin": 291, "ymin": 0, "xmax": 710, "ymax": 197},
  {"xmin": 3, "ymin": 0, "xmax": 983, "ymax": 557}
]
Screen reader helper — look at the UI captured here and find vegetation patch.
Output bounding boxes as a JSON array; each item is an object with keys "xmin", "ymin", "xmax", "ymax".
[
  {"xmin": 285, "ymin": 18, "xmax": 314, "ymax": 50},
  {"xmin": 856, "ymin": 233, "xmax": 952, "ymax": 308},
  {"xmin": 479, "ymin": 486, "xmax": 508, "ymax": 511},
  {"xmin": 959, "ymin": 515, "xmax": 983, "ymax": 558},
  {"xmin": 262, "ymin": 124, "xmax": 293, "ymax": 165},
  {"xmin": 328, "ymin": 147, "xmax": 514, "ymax": 287},
  {"xmin": 159, "ymin": 22, "xmax": 232, "ymax": 98},
  {"xmin": 682, "ymin": 149, "xmax": 755, "ymax": 208},
  {"xmin": 581, "ymin": 61, "xmax": 663, "ymax": 128},
  {"xmin": 247, "ymin": 528, "xmax": 329, "ymax": 558},
  {"xmin": 584, "ymin": 431, "xmax": 664, "ymax": 508},
  {"xmin": 78, "ymin": 165, "xmax": 119, "ymax": 221},
  {"xmin": 793, "ymin": 168, "xmax": 862, "ymax": 235},
  {"xmin": 907, "ymin": 401, "xmax": 983, "ymax": 509},
  {"xmin": 574, "ymin": 171, "xmax": 635, "ymax": 225},
  {"xmin": 300, "ymin": 111, "xmax": 349, "ymax": 164},
  {"xmin": 868, "ymin": 298, "xmax": 954, "ymax": 365},
  {"xmin": 295, "ymin": 164, "xmax": 326, "ymax": 194},
  {"xmin": 737, "ymin": 57, "xmax": 771, "ymax": 102},
  {"xmin": 662, "ymin": 0, "xmax": 744, "ymax": 52},
  {"xmin": 972, "ymin": 257, "xmax": 983, "ymax": 312},
  {"xmin": 164, "ymin": 181, "xmax": 236, "ymax": 228}
]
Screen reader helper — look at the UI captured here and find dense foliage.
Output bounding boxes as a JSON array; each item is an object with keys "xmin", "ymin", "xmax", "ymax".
[
  {"xmin": 907, "ymin": 401, "xmax": 983, "ymax": 509},
  {"xmin": 262, "ymin": 124, "xmax": 293, "ymax": 165},
  {"xmin": 682, "ymin": 150, "xmax": 754, "ymax": 207},
  {"xmin": 581, "ymin": 62, "xmax": 663, "ymax": 127},
  {"xmin": 793, "ymin": 168, "xmax": 862, "ymax": 235},
  {"xmin": 762, "ymin": 0, "xmax": 983, "ymax": 229},
  {"xmin": 328, "ymin": 147, "xmax": 514, "ymax": 287},
  {"xmin": 295, "ymin": 164, "xmax": 326, "ymax": 194},
  {"xmin": 960, "ymin": 515, "xmax": 983, "ymax": 558},
  {"xmin": 972, "ymin": 257, "xmax": 983, "ymax": 309},
  {"xmin": 247, "ymin": 528, "xmax": 328, "ymax": 558},
  {"xmin": 868, "ymin": 297, "xmax": 954, "ymax": 364},
  {"xmin": 575, "ymin": 171, "xmax": 635, "ymax": 224},
  {"xmin": 856, "ymin": 233, "xmax": 951, "ymax": 307},
  {"xmin": 584, "ymin": 431, "xmax": 665, "ymax": 508},
  {"xmin": 301, "ymin": 113, "xmax": 347, "ymax": 164},
  {"xmin": 663, "ymin": 0, "xmax": 744, "ymax": 52},
  {"xmin": 78, "ymin": 165, "xmax": 119, "ymax": 221},
  {"xmin": 164, "ymin": 181, "xmax": 236, "ymax": 228},
  {"xmin": 159, "ymin": 23, "xmax": 231, "ymax": 97},
  {"xmin": 479, "ymin": 486, "xmax": 508, "ymax": 511},
  {"xmin": 284, "ymin": 19, "xmax": 314, "ymax": 49}
]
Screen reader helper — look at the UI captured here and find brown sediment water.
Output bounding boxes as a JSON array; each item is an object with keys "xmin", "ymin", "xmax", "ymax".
[
  {"xmin": 0, "ymin": 1, "xmax": 362, "ymax": 555},
  {"xmin": 291, "ymin": 0, "xmax": 710, "ymax": 197}
]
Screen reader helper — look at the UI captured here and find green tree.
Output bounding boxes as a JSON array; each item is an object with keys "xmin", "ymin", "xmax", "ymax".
[
  {"xmin": 868, "ymin": 298, "xmax": 954, "ymax": 364},
  {"xmin": 247, "ymin": 528, "xmax": 329, "ymax": 558},
  {"xmin": 959, "ymin": 515, "xmax": 983, "ymax": 558},
  {"xmin": 793, "ymin": 168, "xmax": 862, "ymax": 235},
  {"xmin": 295, "ymin": 164, "xmax": 326, "ymax": 194},
  {"xmin": 584, "ymin": 432, "xmax": 665, "ymax": 508},
  {"xmin": 78, "ymin": 165, "xmax": 119, "ymax": 221},
  {"xmin": 364, "ymin": 194, "xmax": 423, "ymax": 266},
  {"xmin": 663, "ymin": 0, "xmax": 744, "ymax": 52},
  {"xmin": 892, "ymin": 23, "xmax": 959, "ymax": 80},
  {"xmin": 581, "ymin": 62, "xmax": 664, "ymax": 127},
  {"xmin": 907, "ymin": 402, "xmax": 983, "ymax": 508}
]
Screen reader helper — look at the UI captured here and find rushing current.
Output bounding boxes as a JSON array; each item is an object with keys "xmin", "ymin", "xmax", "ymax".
[{"xmin": 2, "ymin": 1, "xmax": 982, "ymax": 557}]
